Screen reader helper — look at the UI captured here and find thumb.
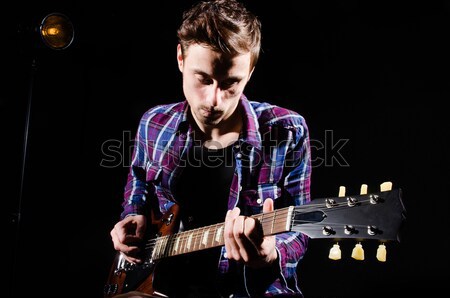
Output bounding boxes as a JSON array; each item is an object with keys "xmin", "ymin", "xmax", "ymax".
[{"xmin": 262, "ymin": 198, "xmax": 274, "ymax": 213}]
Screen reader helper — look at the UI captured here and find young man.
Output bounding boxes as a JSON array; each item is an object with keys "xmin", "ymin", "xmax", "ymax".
[{"xmin": 109, "ymin": 0, "xmax": 311, "ymax": 297}]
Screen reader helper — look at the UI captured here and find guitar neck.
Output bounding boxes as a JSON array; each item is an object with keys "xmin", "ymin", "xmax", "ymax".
[
  {"xmin": 148, "ymin": 188, "xmax": 405, "ymax": 260},
  {"xmin": 150, "ymin": 206, "xmax": 294, "ymax": 260}
]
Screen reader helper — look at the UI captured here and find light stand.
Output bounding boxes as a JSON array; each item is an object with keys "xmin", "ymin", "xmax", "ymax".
[{"xmin": 11, "ymin": 12, "xmax": 75, "ymax": 297}]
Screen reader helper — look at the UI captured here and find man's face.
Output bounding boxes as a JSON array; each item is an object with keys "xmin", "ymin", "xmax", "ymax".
[{"xmin": 177, "ymin": 43, "xmax": 253, "ymax": 129}]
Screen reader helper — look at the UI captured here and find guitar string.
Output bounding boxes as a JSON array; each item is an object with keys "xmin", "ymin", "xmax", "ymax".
[
  {"xmin": 145, "ymin": 196, "xmax": 376, "ymax": 248},
  {"xmin": 143, "ymin": 198, "xmax": 378, "ymax": 258},
  {"xmin": 144, "ymin": 198, "xmax": 375, "ymax": 250},
  {"xmin": 145, "ymin": 199, "xmax": 377, "ymax": 255}
]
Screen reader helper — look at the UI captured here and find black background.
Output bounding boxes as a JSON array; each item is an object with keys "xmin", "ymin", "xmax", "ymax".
[{"xmin": 1, "ymin": 0, "xmax": 448, "ymax": 297}]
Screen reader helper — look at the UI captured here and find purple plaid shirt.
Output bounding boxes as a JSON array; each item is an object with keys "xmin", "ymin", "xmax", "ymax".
[{"xmin": 121, "ymin": 95, "xmax": 311, "ymax": 297}]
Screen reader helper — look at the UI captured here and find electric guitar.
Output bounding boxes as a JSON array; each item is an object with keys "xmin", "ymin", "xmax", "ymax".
[{"xmin": 104, "ymin": 183, "xmax": 406, "ymax": 297}]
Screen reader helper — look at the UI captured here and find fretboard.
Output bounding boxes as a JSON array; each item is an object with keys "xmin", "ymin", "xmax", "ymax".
[{"xmin": 149, "ymin": 206, "xmax": 294, "ymax": 260}]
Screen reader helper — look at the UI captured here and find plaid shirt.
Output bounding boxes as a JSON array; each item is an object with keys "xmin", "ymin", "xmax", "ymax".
[{"xmin": 121, "ymin": 95, "xmax": 311, "ymax": 297}]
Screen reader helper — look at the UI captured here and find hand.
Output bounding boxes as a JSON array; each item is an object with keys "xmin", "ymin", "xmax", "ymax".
[
  {"xmin": 224, "ymin": 198, "xmax": 278, "ymax": 268},
  {"xmin": 110, "ymin": 214, "xmax": 147, "ymax": 263}
]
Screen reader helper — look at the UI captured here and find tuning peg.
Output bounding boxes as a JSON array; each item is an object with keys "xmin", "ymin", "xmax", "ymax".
[
  {"xmin": 328, "ymin": 243, "xmax": 342, "ymax": 260},
  {"xmin": 360, "ymin": 184, "xmax": 368, "ymax": 195},
  {"xmin": 338, "ymin": 186, "xmax": 346, "ymax": 197},
  {"xmin": 351, "ymin": 242, "xmax": 364, "ymax": 260},
  {"xmin": 376, "ymin": 243, "xmax": 387, "ymax": 262},
  {"xmin": 380, "ymin": 181, "xmax": 393, "ymax": 192}
]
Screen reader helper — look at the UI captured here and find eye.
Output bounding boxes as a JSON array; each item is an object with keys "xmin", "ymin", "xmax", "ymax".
[
  {"xmin": 220, "ymin": 79, "xmax": 238, "ymax": 89},
  {"xmin": 196, "ymin": 75, "xmax": 213, "ymax": 85}
]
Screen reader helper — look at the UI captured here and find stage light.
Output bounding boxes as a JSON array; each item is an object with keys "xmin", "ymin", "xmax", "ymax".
[{"xmin": 39, "ymin": 13, "xmax": 74, "ymax": 50}]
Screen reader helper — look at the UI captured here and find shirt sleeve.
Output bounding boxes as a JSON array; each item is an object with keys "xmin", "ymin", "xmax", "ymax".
[
  {"xmin": 244, "ymin": 232, "xmax": 309, "ymax": 296},
  {"xmin": 120, "ymin": 115, "xmax": 152, "ymax": 219},
  {"xmin": 244, "ymin": 120, "xmax": 312, "ymax": 296}
]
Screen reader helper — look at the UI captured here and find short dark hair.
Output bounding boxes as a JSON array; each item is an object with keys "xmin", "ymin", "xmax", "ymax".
[{"xmin": 177, "ymin": 0, "xmax": 261, "ymax": 68}]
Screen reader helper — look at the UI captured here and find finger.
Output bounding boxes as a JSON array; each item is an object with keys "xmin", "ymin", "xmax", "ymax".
[
  {"xmin": 242, "ymin": 216, "xmax": 262, "ymax": 248},
  {"xmin": 251, "ymin": 199, "xmax": 277, "ymax": 259},
  {"xmin": 133, "ymin": 215, "xmax": 146, "ymax": 240},
  {"xmin": 115, "ymin": 221, "xmax": 128, "ymax": 244},
  {"xmin": 224, "ymin": 207, "xmax": 240, "ymax": 260},
  {"xmin": 233, "ymin": 216, "xmax": 258, "ymax": 263},
  {"xmin": 122, "ymin": 252, "xmax": 142, "ymax": 264},
  {"xmin": 111, "ymin": 227, "xmax": 141, "ymax": 256},
  {"xmin": 242, "ymin": 200, "xmax": 272, "ymax": 248},
  {"xmin": 116, "ymin": 216, "xmax": 139, "ymax": 242},
  {"xmin": 262, "ymin": 198, "xmax": 274, "ymax": 213},
  {"xmin": 135, "ymin": 223, "xmax": 146, "ymax": 240}
]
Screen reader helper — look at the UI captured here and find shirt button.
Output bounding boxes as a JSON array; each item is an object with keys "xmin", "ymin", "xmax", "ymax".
[
  {"xmin": 239, "ymin": 185, "xmax": 242, "ymax": 191},
  {"xmin": 236, "ymin": 153, "xmax": 242, "ymax": 159},
  {"xmin": 256, "ymin": 198, "xmax": 263, "ymax": 204}
]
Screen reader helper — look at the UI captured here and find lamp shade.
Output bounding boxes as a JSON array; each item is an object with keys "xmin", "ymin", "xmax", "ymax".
[{"xmin": 39, "ymin": 13, "xmax": 74, "ymax": 50}]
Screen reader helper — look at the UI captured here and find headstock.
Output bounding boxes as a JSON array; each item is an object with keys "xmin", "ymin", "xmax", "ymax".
[{"xmin": 291, "ymin": 181, "xmax": 406, "ymax": 261}]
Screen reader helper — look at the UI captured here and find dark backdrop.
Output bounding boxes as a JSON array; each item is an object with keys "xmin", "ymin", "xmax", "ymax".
[{"xmin": 1, "ymin": 0, "xmax": 448, "ymax": 297}]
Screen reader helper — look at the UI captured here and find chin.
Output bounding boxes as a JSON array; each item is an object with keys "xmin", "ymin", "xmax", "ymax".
[{"xmin": 203, "ymin": 118, "xmax": 221, "ymax": 126}]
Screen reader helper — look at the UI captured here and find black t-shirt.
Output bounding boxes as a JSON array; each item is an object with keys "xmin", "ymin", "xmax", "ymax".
[{"xmin": 166, "ymin": 142, "xmax": 236, "ymax": 297}]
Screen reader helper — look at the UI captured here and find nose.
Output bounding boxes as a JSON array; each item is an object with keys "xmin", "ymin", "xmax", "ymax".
[{"xmin": 205, "ymin": 84, "xmax": 222, "ymax": 107}]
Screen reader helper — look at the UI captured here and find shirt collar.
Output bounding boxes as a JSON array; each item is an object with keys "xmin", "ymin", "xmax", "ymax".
[
  {"xmin": 238, "ymin": 94, "xmax": 262, "ymax": 149},
  {"xmin": 175, "ymin": 101, "xmax": 191, "ymax": 135}
]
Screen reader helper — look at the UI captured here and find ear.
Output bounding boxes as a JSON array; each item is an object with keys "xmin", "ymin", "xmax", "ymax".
[
  {"xmin": 248, "ymin": 66, "xmax": 255, "ymax": 81},
  {"xmin": 177, "ymin": 44, "xmax": 184, "ymax": 72}
]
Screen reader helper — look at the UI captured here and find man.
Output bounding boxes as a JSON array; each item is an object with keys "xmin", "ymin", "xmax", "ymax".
[{"xmin": 109, "ymin": 0, "xmax": 311, "ymax": 297}]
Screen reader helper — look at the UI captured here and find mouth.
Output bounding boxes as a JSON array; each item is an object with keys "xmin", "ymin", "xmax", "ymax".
[{"xmin": 201, "ymin": 107, "xmax": 222, "ymax": 118}]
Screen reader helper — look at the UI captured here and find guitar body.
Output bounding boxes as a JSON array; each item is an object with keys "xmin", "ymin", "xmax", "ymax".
[{"xmin": 104, "ymin": 204, "xmax": 181, "ymax": 298}]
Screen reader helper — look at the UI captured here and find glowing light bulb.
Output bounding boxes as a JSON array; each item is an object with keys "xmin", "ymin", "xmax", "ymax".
[{"xmin": 47, "ymin": 26, "xmax": 60, "ymax": 36}]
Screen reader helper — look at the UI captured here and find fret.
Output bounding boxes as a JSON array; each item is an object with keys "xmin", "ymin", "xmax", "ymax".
[
  {"xmin": 194, "ymin": 228, "xmax": 202, "ymax": 251},
  {"xmin": 215, "ymin": 225, "xmax": 223, "ymax": 244},
  {"xmin": 174, "ymin": 235, "xmax": 180, "ymax": 254},
  {"xmin": 165, "ymin": 235, "xmax": 171, "ymax": 257},
  {"xmin": 180, "ymin": 232, "xmax": 187, "ymax": 254},
  {"xmin": 186, "ymin": 231, "xmax": 193, "ymax": 251},
  {"xmin": 172, "ymin": 235, "xmax": 178, "ymax": 256},
  {"xmin": 195, "ymin": 229, "xmax": 201, "ymax": 250},
  {"xmin": 271, "ymin": 210, "xmax": 276, "ymax": 234},
  {"xmin": 210, "ymin": 225, "xmax": 217, "ymax": 247},
  {"xmin": 177, "ymin": 233, "xmax": 183, "ymax": 255},
  {"xmin": 151, "ymin": 239, "xmax": 158, "ymax": 259},
  {"xmin": 154, "ymin": 237, "xmax": 162, "ymax": 259},
  {"xmin": 167, "ymin": 235, "xmax": 174, "ymax": 257},
  {"xmin": 201, "ymin": 228, "xmax": 210, "ymax": 247},
  {"xmin": 160, "ymin": 236, "xmax": 168, "ymax": 258},
  {"xmin": 168, "ymin": 236, "xmax": 173, "ymax": 256}
]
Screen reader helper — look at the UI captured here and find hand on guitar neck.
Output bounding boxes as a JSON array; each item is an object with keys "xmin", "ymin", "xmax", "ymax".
[{"xmin": 224, "ymin": 198, "xmax": 278, "ymax": 269}]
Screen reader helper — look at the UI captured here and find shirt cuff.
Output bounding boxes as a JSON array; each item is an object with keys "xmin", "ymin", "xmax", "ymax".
[{"xmin": 243, "ymin": 247, "xmax": 282, "ymax": 296}]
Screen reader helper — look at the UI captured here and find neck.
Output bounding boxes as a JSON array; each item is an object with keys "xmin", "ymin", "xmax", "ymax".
[{"xmin": 196, "ymin": 106, "xmax": 243, "ymax": 149}]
